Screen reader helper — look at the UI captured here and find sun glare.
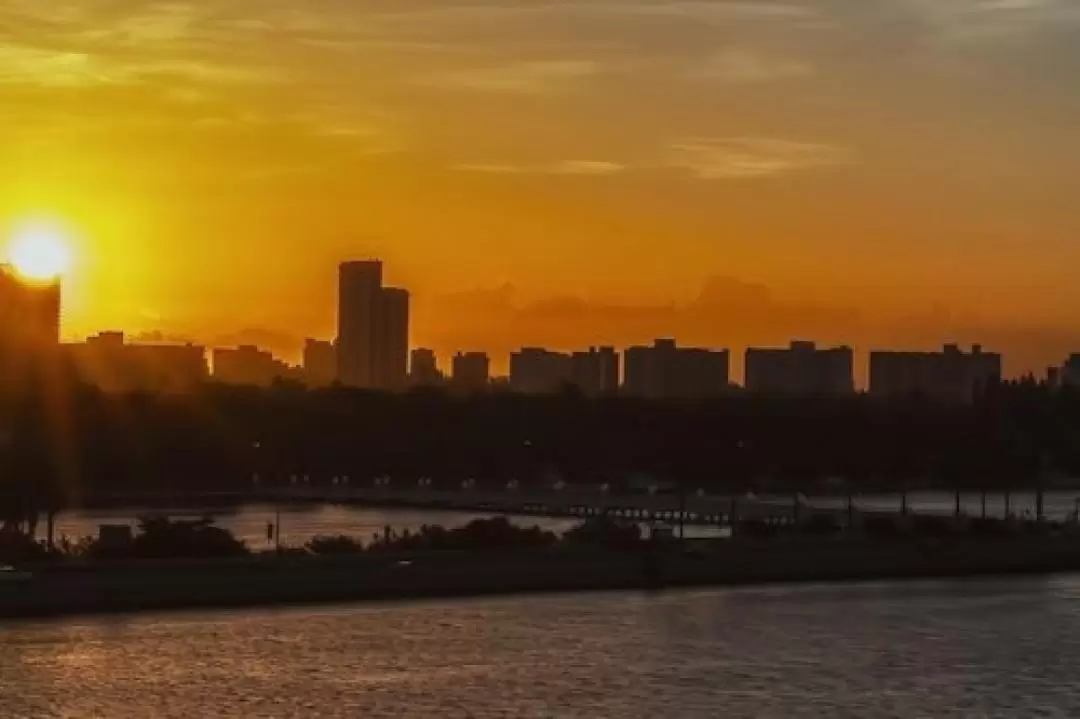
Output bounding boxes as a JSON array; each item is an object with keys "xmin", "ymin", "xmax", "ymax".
[{"xmin": 6, "ymin": 223, "xmax": 73, "ymax": 281}]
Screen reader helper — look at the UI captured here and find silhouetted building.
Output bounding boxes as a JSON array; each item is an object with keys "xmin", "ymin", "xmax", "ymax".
[
  {"xmin": 451, "ymin": 351, "xmax": 490, "ymax": 391},
  {"xmin": 510, "ymin": 348, "xmax": 572, "ymax": 394},
  {"xmin": 623, "ymin": 339, "xmax": 729, "ymax": 398},
  {"xmin": 410, "ymin": 348, "xmax": 442, "ymax": 386},
  {"xmin": 66, "ymin": 332, "xmax": 207, "ymax": 393},
  {"xmin": 337, "ymin": 260, "xmax": 382, "ymax": 388},
  {"xmin": 744, "ymin": 341, "xmax": 854, "ymax": 395},
  {"xmin": 570, "ymin": 346, "xmax": 620, "ymax": 395},
  {"xmin": 376, "ymin": 287, "xmax": 410, "ymax": 390},
  {"xmin": 213, "ymin": 345, "xmax": 293, "ymax": 387},
  {"xmin": 870, "ymin": 344, "xmax": 1001, "ymax": 402},
  {"xmin": 302, "ymin": 339, "xmax": 337, "ymax": 387},
  {"xmin": 0, "ymin": 265, "xmax": 61, "ymax": 386},
  {"xmin": 1063, "ymin": 355, "xmax": 1080, "ymax": 388},
  {"xmin": 336, "ymin": 260, "xmax": 410, "ymax": 390}
]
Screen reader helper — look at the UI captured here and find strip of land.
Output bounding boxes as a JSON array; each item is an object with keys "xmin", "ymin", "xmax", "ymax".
[{"xmin": 4, "ymin": 536, "xmax": 1080, "ymax": 620}]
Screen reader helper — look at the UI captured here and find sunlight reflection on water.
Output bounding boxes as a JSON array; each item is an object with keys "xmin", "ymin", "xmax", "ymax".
[{"xmin": 4, "ymin": 578, "xmax": 1080, "ymax": 717}]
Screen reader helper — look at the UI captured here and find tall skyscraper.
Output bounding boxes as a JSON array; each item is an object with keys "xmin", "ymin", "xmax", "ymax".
[
  {"xmin": 336, "ymin": 260, "xmax": 410, "ymax": 390},
  {"xmin": 376, "ymin": 287, "xmax": 410, "ymax": 390},
  {"xmin": 0, "ymin": 265, "xmax": 61, "ymax": 349},
  {"xmin": 337, "ymin": 260, "xmax": 383, "ymax": 388}
]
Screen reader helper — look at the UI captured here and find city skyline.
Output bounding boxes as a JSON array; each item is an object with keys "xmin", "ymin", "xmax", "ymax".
[
  {"xmin": 1, "ymin": 1, "xmax": 1079, "ymax": 381},
  {"xmin": 14, "ymin": 251, "xmax": 1080, "ymax": 385},
  {"xmin": 3, "ymin": 254, "xmax": 1066, "ymax": 395}
]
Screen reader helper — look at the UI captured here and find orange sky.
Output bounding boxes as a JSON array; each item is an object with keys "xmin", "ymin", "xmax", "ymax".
[{"xmin": 1, "ymin": 0, "xmax": 1078, "ymax": 378}]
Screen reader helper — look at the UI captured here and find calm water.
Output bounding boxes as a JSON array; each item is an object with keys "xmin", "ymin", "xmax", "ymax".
[
  {"xmin": 4, "ymin": 578, "xmax": 1080, "ymax": 717},
  {"xmin": 36, "ymin": 490, "xmax": 1080, "ymax": 549},
  {"xmin": 39, "ymin": 505, "xmax": 583, "ymax": 549},
  {"xmin": 38, "ymin": 505, "xmax": 727, "ymax": 548}
]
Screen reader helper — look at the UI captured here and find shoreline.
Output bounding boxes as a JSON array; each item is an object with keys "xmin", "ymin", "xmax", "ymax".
[{"xmin": 5, "ymin": 536, "xmax": 1080, "ymax": 620}]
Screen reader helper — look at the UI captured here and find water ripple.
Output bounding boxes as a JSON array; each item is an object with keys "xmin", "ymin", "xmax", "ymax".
[{"xmin": 4, "ymin": 578, "xmax": 1080, "ymax": 717}]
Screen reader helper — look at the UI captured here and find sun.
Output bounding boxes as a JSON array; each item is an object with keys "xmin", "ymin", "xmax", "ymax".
[{"xmin": 6, "ymin": 223, "xmax": 73, "ymax": 281}]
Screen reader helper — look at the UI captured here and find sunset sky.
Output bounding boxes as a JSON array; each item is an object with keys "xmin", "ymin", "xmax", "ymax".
[{"xmin": 1, "ymin": 0, "xmax": 1078, "ymax": 378}]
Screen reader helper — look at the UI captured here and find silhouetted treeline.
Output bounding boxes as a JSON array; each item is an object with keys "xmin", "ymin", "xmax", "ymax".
[{"xmin": 2, "ymin": 376, "xmax": 1080, "ymax": 522}]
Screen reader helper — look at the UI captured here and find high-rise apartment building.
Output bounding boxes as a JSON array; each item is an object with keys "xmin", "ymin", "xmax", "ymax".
[
  {"xmin": 336, "ymin": 260, "xmax": 410, "ymax": 390},
  {"xmin": 570, "ymin": 346, "xmax": 620, "ymax": 395},
  {"xmin": 622, "ymin": 339, "xmax": 729, "ymax": 398},
  {"xmin": 1062, "ymin": 354, "xmax": 1080, "ymax": 388},
  {"xmin": 336, "ymin": 260, "xmax": 383, "ymax": 388},
  {"xmin": 870, "ymin": 344, "xmax": 1001, "ymax": 402},
  {"xmin": 0, "ymin": 265, "xmax": 61, "ymax": 389},
  {"xmin": 0, "ymin": 265, "xmax": 60, "ymax": 348},
  {"xmin": 376, "ymin": 287, "xmax": 410, "ymax": 390},
  {"xmin": 303, "ymin": 339, "xmax": 337, "ymax": 387},
  {"xmin": 410, "ymin": 348, "xmax": 442, "ymax": 386},
  {"xmin": 510, "ymin": 348, "xmax": 573, "ymax": 394},
  {"xmin": 744, "ymin": 341, "xmax": 854, "ymax": 395},
  {"xmin": 451, "ymin": 351, "xmax": 490, "ymax": 391}
]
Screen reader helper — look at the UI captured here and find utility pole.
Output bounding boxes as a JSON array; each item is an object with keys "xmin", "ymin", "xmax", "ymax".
[
  {"xmin": 275, "ymin": 507, "xmax": 281, "ymax": 553},
  {"xmin": 678, "ymin": 485, "xmax": 686, "ymax": 541}
]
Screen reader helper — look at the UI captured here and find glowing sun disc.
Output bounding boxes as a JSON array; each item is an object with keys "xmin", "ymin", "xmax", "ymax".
[{"xmin": 7, "ymin": 225, "xmax": 73, "ymax": 280}]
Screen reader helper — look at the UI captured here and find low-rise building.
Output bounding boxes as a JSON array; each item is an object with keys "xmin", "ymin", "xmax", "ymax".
[
  {"xmin": 213, "ymin": 345, "xmax": 294, "ymax": 387},
  {"xmin": 66, "ymin": 332, "xmax": 208, "ymax": 393}
]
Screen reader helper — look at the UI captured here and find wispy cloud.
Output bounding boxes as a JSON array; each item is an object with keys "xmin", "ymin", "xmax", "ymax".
[
  {"xmin": 455, "ymin": 160, "xmax": 626, "ymax": 175},
  {"xmin": 0, "ymin": 45, "xmax": 110, "ymax": 87},
  {"xmin": 353, "ymin": 1, "xmax": 817, "ymax": 30},
  {"xmin": 688, "ymin": 48, "xmax": 813, "ymax": 83},
  {"xmin": 899, "ymin": 0, "xmax": 1080, "ymax": 45},
  {"xmin": 668, "ymin": 137, "xmax": 853, "ymax": 179},
  {"xmin": 420, "ymin": 60, "xmax": 602, "ymax": 93}
]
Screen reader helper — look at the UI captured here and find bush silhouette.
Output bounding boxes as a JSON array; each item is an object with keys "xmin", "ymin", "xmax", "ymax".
[
  {"xmin": 562, "ymin": 517, "xmax": 643, "ymax": 549},
  {"xmin": 307, "ymin": 535, "xmax": 364, "ymax": 554}
]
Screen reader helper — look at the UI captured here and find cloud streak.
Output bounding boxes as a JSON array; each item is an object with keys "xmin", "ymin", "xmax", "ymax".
[
  {"xmin": 688, "ymin": 48, "xmax": 813, "ymax": 83},
  {"xmin": 455, "ymin": 160, "xmax": 626, "ymax": 175},
  {"xmin": 667, "ymin": 137, "xmax": 853, "ymax": 179},
  {"xmin": 419, "ymin": 59, "xmax": 603, "ymax": 93}
]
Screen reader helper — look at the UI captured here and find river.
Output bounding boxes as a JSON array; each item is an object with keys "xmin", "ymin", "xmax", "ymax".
[
  {"xmin": 3, "ymin": 578, "xmax": 1080, "ymax": 717},
  {"xmin": 34, "ymin": 504, "xmax": 719, "ymax": 549},
  {"xmin": 31, "ymin": 490, "xmax": 1080, "ymax": 550}
]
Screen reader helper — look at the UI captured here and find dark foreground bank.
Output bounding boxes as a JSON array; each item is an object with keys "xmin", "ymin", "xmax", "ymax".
[{"xmin": 5, "ymin": 537, "xmax": 1080, "ymax": 620}]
